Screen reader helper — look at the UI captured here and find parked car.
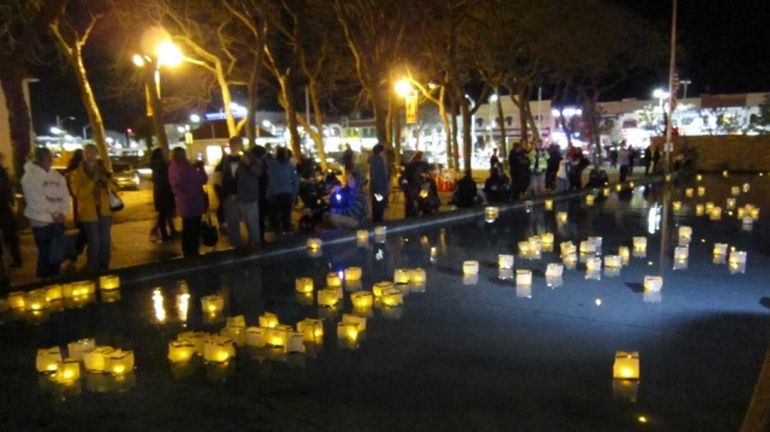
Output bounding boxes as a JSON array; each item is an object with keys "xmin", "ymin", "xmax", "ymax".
[{"xmin": 111, "ymin": 162, "xmax": 140, "ymax": 190}]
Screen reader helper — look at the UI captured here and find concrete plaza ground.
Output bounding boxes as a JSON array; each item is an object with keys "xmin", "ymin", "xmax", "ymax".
[{"xmin": 3, "ymin": 167, "xmax": 636, "ymax": 288}]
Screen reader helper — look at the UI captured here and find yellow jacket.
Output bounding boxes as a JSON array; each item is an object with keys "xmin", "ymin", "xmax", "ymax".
[{"xmin": 68, "ymin": 164, "xmax": 114, "ymax": 222}]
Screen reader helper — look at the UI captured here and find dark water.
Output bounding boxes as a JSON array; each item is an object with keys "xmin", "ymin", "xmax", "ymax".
[{"xmin": 2, "ymin": 174, "xmax": 769, "ymax": 431}]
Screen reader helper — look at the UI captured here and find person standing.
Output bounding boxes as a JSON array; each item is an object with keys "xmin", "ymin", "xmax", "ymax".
[
  {"xmin": 65, "ymin": 149, "xmax": 87, "ymax": 260},
  {"xmin": 628, "ymin": 145, "xmax": 637, "ymax": 176},
  {"xmin": 618, "ymin": 143, "xmax": 630, "ymax": 182},
  {"xmin": 253, "ymin": 145, "xmax": 269, "ymax": 243},
  {"xmin": 489, "ymin": 148, "xmax": 501, "ymax": 173},
  {"xmin": 169, "ymin": 147, "xmax": 208, "ymax": 257},
  {"xmin": 643, "ymin": 146, "xmax": 652, "ymax": 176},
  {"xmin": 21, "ymin": 147, "xmax": 70, "ymax": 279},
  {"xmin": 342, "ymin": 143, "xmax": 355, "ymax": 175},
  {"xmin": 402, "ymin": 151, "xmax": 429, "ymax": 218},
  {"xmin": 545, "ymin": 141, "xmax": 562, "ymax": 190},
  {"xmin": 0, "ymin": 152, "xmax": 21, "ymax": 269},
  {"xmin": 221, "ymin": 137, "xmax": 244, "ymax": 247},
  {"xmin": 233, "ymin": 146, "xmax": 263, "ymax": 248},
  {"xmin": 150, "ymin": 148, "xmax": 177, "ymax": 242},
  {"xmin": 369, "ymin": 144, "xmax": 389, "ymax": 223},
  {"xmin": 555, "ymin": 157, "xmax": 569, "ymax": 192},
  {"xmin": 527, "ymin": 140, "xmax": 549, "ymax": 197},
  {"xmin": 508, "ymin": 142, "xmax": 522, "ymax": 200},
  {"xmin": 69, "ymin": 144, "xmax": 115, "ymax": 274},
  {"xmin": 266, "ymin": 147, "xmax": 299, "ymax": 234}
]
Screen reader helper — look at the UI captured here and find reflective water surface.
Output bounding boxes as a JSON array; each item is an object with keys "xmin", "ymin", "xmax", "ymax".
[{"xmin": 2, "ymin": 174, "xmax": 770, "ymax": 431}]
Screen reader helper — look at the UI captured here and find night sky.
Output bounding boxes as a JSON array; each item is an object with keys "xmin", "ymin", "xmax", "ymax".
[{"xmin": 27, "ymin": 0, "xmax": 770, "ymax": 136}]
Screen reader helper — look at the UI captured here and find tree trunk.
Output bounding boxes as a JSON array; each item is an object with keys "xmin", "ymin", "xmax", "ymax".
[
  {"xmin": 526, "ymin": 104, "xmax": 540, "ymax": 142},
  {"xmin": 588, "ymin": 92, "xmax": 602, "ymax": 165},
  {"xmin": 515, "ymin": 90, "xmax": 529, "ymax": 144},
  {"xmin": 438, "ymin": 87, "xmax": 453, "ymax": 169},
  {"xmin": 308, "ymin": 81, "xmax": 328, "ymax": 171},
  {"xmin": 393, "ymin": 108, "xmax": 402, "ymax": 168},
  {"xmin": 246, "ymin": 80, "xmax": 257, "ymax": 147},
  {"xmin": 216, "ymin": 63, "xmax": 238, "ymax": 138},
  {"xmin": 559, "ymin": 106, "xmax": 574, "ymax": 148},
  {"xmin": 72, "ymin": 44, "xmax": 111, "ymax": 172},
  {"xmin": 276, "ymin": 76, "xmax": 303, "ymax": 158},
  {"xmin": 0, "ymin": 64, "xmax": 32, "ymax": 179},
  {"xmin": 495, "ymin": 88, "xmax": 507, "ymax": 158},
  {"xmin": 460, "ymin": 96, "xmax": 472, "ymax": 174},
  {"xmin": 450, "ymin": 93, "xmax": 459, "ymax": 170},
  {"xmin": 145, "ymin": 68, "xmax": 169, "ymax": 152}
]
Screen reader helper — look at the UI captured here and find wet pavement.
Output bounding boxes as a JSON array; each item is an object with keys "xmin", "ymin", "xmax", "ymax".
[{"xmin": 2, "ymin": 172, "xmax": 770, "ymax": 431}]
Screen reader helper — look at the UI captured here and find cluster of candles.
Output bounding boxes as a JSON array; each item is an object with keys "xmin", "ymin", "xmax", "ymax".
[
  {"xmin": 2, "ymin": 275, "xmax": 123, "ymax": 323},
  {"xmin": 36, "ymin": 338, "xmax": 135, "ymax": 392}
]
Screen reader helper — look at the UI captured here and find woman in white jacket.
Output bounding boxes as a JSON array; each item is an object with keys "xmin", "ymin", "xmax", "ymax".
[{"xmin": 20, "ymin": 148, "xmax": 70, "ymax": 279}]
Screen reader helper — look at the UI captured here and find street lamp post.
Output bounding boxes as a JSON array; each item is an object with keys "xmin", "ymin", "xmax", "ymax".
[
  {"xmin": 133, "ymin": 39, "xmax": 183, "ymax": 152},
  {"xmin": 395, "ymin": 78, "xmax": 417, "ymax": 160}
]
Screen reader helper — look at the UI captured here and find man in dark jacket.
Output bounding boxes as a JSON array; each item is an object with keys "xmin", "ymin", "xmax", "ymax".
[{"xmin": 369, "ymin": 144, "xmax": 389, "ymax": 223}]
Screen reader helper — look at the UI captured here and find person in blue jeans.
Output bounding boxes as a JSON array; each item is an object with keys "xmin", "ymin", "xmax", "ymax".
[
  {"xmin": 20, "ymin": 148, "xmax": 71, "ymax": 279},
  {"xmin": 266, "ymin": 147, "xmax": 299, "ymax": 234}
]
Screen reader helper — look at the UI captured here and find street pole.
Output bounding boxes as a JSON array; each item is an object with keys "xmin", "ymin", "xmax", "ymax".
[
  {"xmin": 145, "ymin": 58, "xmax": 169, "ymax": 151},
  {"xmin": 681, "ymin": 79, "xmax": 691, "ymax": 100},
  {"xmin": 537, "ymin": 86, "xmax": 542, "ymax": 134},
  {"xmin": 664, "ymin": 0, "xmax": 677, "ymax": 175}
]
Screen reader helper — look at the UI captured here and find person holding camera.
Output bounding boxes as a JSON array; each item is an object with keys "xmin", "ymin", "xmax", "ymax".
[{"xmin": 69, "ymin": 144, "xmax": 116, "ymax": 274}]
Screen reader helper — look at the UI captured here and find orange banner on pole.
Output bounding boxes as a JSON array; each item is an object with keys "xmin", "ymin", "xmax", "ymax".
[{"xmin": 405, "ymin": 93, "xmax": 418, "ymax": 125}]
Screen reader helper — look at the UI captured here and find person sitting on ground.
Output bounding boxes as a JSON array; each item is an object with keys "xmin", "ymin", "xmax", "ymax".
[
  {"xmin": 327, "ymin": 171, "xmax": 368, "ymax": 229},
  {"xmin": 483, "ymin": 167, "xmax": 510, "ymax": 203},
  {"xmin": 451, "ymin": 171, "xmax": 480, "ymax": 208},
  {"xmin": 585, "ymin": 165, "xmax": 609, "ymax": 189}
]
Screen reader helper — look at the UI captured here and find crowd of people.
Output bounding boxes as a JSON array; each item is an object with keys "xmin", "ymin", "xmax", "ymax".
[{"xmin": 1, "ymin": 135, "xmax": 691, "ymax": 286}]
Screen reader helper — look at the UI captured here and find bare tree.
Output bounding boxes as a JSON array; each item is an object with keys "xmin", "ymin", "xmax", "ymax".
[
  {"xmin": 222, "ymin": 0, "xmax": 268, "ymax": 148},
  {"xmin": 49, "ymin": 0, "xmax": 112, "ymax": 171},
  {"xmin": 542, "ymin": 0, "xmax": 664, "ymax": 163},
  {"xmin": 0, "ymin": 0, "xmax": 53, "ymax": 178},
  {"xmin": 333, "ymin": 0, "xmax": 408, "ymax": 168}
]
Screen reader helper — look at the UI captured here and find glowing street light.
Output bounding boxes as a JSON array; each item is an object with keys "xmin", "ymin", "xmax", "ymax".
[
  {"xmin": 132, "ymin": 34, "xmax": 184, "ymax": 152},
  {"xmin": 155, "ymin": 40, "xmax": 183, "ymax": 68},
  {"xmin": 50, "ymin": 126, "xmax": 64, "ymax": 135},
  {"xmin": 394, "ymin": 78, "xmax": 415, "ymax": 98},
  {"xmin": 189, "ymin": 113, "xmax": 201, "ymax": 123}
]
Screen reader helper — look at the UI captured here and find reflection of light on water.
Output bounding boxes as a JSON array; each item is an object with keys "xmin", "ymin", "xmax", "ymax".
[
  {"xmin": 647, "ymin": 204, "xmax": 661, "ymax": 234},
  {"xmin": 177, "ymin": 292, "xmax": 190, "ymax": 324},
  {"xmin": 152, "ymin": 288, "xmax": 166, "ymax": 323}
]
